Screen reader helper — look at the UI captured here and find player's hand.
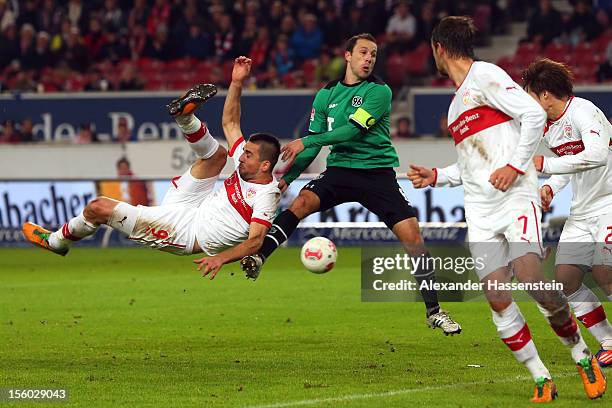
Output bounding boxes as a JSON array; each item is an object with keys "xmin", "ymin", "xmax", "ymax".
[
  {"xmin": 231, "ymin": 56, "xmax": 252, "ymax": 83},
  {"xmin": 278, "ymin": 179, "xmax": 289, "ymax": 193},
  {"xmin": 407, "ymin": 164, "xmax": 435, "ymax": 188},
  {"xmin": 540, "ymin": 185, "xmax": 553, "ymax": 212},
  {"xmin": 489, "ymin": 165, "xmax": 520, "ymax": 192},
  {"xmin": 533, "ymin": 155, "xmax": 544, "ymax": 172},
  {"xmin": 194, "ymin": 256, "xmax": 224, "ymax": 280},
  {"xmin": 281, "ymin": 139, "xmax": 305, "ymax": 166}
]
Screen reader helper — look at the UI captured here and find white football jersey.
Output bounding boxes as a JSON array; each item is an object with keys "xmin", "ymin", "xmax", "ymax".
[
  {"xmin": 434, "ymin": 61, "xmax": 546, "ymax": 209},
  {"xmin": 195, "ymin": 138, "xmax": 281, "ymax": 255},
  {"xmin": 541, "ymin": 97, "xmax": 612, "ymax": 219}
]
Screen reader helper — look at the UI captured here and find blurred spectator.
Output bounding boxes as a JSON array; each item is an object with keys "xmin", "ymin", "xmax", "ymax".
[
  {"xmin": 65, "ymin": 0, "xmax": 88, "ymax": 34},
  {"xmin": 315, "ymin": 50, "xmax": 344, "ymax": 83},
  {"xmin": 18, "ymin": 24, "xmax": 37, "ymax": 70},
  {"xmin": 266, "ymin": 0, "xmax": 285, "ymax": 38},
  {"xmin": 116, "ymin": 157, "xmax": 151, "ymax": 206},
  {"xmin": 17, "ymin": 0, "xmax": 39, "ymax": 28},
  {"xmin": 213, "ymin": 13, "xmax": 236, "ymax": 61},
  {"xmin": 436, "ymin": 115, "xmax": 451, "ymax": 138},
  {"xmin": 129, "ymin": 24, "xmax": 147, "ymax": 59},
  {"xmin": 320, "ymin": 6, "xmax": 343, "ymax": 48},
  {"xmin": 128, "ymin": 0, "xmax": 149, "ymax": 31},
  {"xmin": 182, "ymin": 23, "xmax": 211, "ymax": 60},
  {"xmin": 598, "ymin": 42, "xmax": 612, "ymax": 82},
  {"xmin": 32, "ymin": 31, "xmax": 54, "ymax": 68},
  {"xmin": 83, "ymin": 18, "xmax": 107, "ymax": 62},
  {"xmin": 0, "ymin": 0, "xmax": 16, "ymax": 32},
  {"xmin": 19, "ymin": 118, "xmax": 35, "ymax": 143},
  {"xmin": 84, "ymin": 69, "xmax": 110, "ymax": 91},
  {"xmin": 0, "ymin": 23, "xmax": 19, "ymax": 68},
  {"xmin": 99, "ymin": 29, "xmax": 130, "ymax": 63},
  {"xmin": 171, "ymin": 2, "xmax": 200, "ymax": 45},
  {"xmin": 258, "ymin": 64, "xmax": 283, "ymax": 88},
  {"xmin": 271, "ymin": 34, "xmax": 296, "ymax": 75},
  {"xmin": 117, "ymin": 64, "xmax": 144, "ymax": 91},
  {"xmin": 393, "ymin": 117, "xmax": 414, "ymax": 139},
  {"xmin": 115, "ymin": 117, "xmax": 133, "ymax": 143},
  {"xmin": 38, "ymin": 0, "xmax": 63, "ymax": 35},
  {"xmin": 143, "ymin": 24, "xmax": 174, "ymax": 61},
  {"xmin": 386, "ymin": 1, "xmax": 417, "ymax": 53},
  {"xmin": 249, "ymin": 26, "xmax": 271, "ymax": 70},
  {"xmin": 342, "ymin": 8, "xmax": 365, "ymax": 40},
  {"xmin": 278, "ymin": 14, "xmax": 296, "ymax": 38},
  {"xmin": 526, "ymin": 0, "xmax": 563, "ymax": 47},
  {"xmin": 146, "ymin": 0, "xmax": 171, "ymax": 36},
  {"xmin": 0, "ymin": 120, "xmax": 21, "ymax": 143},
  {"xmin": 102, "ymin": 0, "xmax": 124, "ymax": 33},
  {"xmin": 415, "ymin": 2, "xmax": 439, "ymax": 45},
  {"xmin": 56, "ymin": 26, "xmax": 89, "ymax": 72},
  {"xmin": 290, "ymin": 13, "xmax": 323, "ymax": 61},
  {"xmin": 362, "ymin": 0, "xmax": 388, "ymax": 37},
  {"xmin": 237, "ymin": 15, "xmax": 258, "ymax": 57},
  {"xmin": 75, "ymin": 123, "xmax": 96, "ymax": 144},
  {"xmin": 565, "ymin": 0, "xmax": 602, "ymax": 44}
]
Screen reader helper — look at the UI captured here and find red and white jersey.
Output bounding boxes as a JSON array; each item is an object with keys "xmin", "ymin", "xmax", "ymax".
[
  {"xmin": 435, "ymin": 61, "xmax": 546, "ymax": 210},
  {"xmin": 195, "ymin": 137, "xmax": 281, "ymax": 255},
  {"xmin": 541, "ymin": 97, "xmax": 612, "ymax": 219}
]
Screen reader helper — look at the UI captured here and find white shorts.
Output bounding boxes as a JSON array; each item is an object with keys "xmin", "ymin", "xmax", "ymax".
[
  {"xmin": 467, "ymin": 199, "xmax": 545, "ymax": 280},
  {"xmin": 109, "ymin": 169, "xmax": 217, "ymax": 255},
  {"xmin": 556, "ymin": 212, "xmax": 612, "ymax": 267}
]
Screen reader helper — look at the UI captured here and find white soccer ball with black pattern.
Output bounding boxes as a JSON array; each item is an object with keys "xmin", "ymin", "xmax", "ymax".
[{"xmin": 300, "ymin": 237, "xmax": 337, "ymax": 273}]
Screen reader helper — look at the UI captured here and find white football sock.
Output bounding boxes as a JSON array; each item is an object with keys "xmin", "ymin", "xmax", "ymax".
[
  {"xmin": 569, "ymin": 285, "xmax": 612, "ymax": 350},
  {"xmin": 493, "ymin": 303, "xmax": 551, "ymax": 380},
  {"xmin": 174, "ymin": 114, "xmax": 219, "ymax": 159},
  {"xmin": 537, "ymin": 302, "xmax": 590, "ymax": 362},
  {"xmin": 48, "ymin": 212, "xmax": 98, "ymax": 249}
]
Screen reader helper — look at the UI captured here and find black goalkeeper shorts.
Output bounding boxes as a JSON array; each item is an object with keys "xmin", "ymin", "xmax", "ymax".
[{"xmin": 302, "ymin": 166, "xmax": 417, "ymax": 229}]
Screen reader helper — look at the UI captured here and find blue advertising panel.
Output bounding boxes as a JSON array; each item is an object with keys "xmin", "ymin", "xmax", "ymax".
[{"xmin": 0, "ymin": 92, "xmax": 315, "ymax": 142}]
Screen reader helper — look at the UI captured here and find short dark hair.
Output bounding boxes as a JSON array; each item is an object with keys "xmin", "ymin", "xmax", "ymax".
[
  {"xmin": 431, "ymin": 16, "xmax": 476, "ymax": 59},
  {"xmin": 116, "ymin": 157, "xmax": 130, "ymax": 168},
  {"xmin": 521, "ymin": 58, "xmax": 574, "ymax": 99},
  {"xmin": 345, "ymin": 33, "xmax": 376, "ymax": 53},
  {"xmin": 248, "ymin": 133, "xmax": 281, "ymax": 169}
]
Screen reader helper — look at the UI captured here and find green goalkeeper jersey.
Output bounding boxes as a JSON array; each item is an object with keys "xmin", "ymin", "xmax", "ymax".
[{"xmin": 283, "ymin": 75, "xmax": 400, "ymax": 184}]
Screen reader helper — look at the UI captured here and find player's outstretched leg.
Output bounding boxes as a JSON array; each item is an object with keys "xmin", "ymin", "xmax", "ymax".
[
  {"xmin": 22, "ymin": 197, "xmax": 122, "ymax": 255},
  {"xmin": 168, "ymin": 84, "xmax": 222, "ymax": 165},
  {"xmin": 567, "ymin": 284, "xmax": 612, "ymax": 368}
]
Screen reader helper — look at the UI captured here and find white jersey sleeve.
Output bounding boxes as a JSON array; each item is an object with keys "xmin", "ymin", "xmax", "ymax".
[
  {"xmin": 434, "ymin": 163, "xmax": 462, "ymax": 187},
  {"xmin": 473, "ymin": 69, "xmax": 546, "ymax": 173},
  {"xmin": 542, "ymin": 174, "xmax": 571, "ymax": 196},
  {"xmin": 542, "ymin": 107, "xmax": 611, "ymax": 174},
  {"xmin": 228, "ymin": 136, "xmax": 246, "ymax": 168},
  {"xmin": 251, "ymin": 189, "xmax": 281, "ymax": 228}
]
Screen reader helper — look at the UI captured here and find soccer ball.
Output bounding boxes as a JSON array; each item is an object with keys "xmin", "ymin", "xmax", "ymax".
[{"xmin": 300, "ymin": 237, "xmax": 337, "ymax": 273}]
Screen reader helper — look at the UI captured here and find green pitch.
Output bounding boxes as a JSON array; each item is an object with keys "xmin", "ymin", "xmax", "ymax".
[{"xmin": 0, "ymin": 248, "xmax": 607, "ymax": 407}]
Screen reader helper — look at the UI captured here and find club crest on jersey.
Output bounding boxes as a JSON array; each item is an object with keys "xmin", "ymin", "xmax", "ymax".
[
  {"xmin": 310, "ymin": 107, "xmax": 315, "ymax": 121},
  {"xmin": 564, "ymin": 124, "xmax": 572, "ymax": 137},
  {"xmin": 351, "ymin": 96, "xmax": 363, "ymax": 107},
  {"xmin": 247, "ymin": 188, "xmax": 257, "ymax": 199},
  {"xmin": 462, "ymin": 89, "xmax": 472, "ymax": 105}
]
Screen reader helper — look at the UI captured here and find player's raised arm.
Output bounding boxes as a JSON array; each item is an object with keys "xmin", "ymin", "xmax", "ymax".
[{"xmin": 222, "ymin": 56, "xmax": 251, "ymax": 148}]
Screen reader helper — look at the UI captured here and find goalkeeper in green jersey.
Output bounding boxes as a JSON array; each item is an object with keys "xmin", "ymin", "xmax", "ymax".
[{"xmin": 242, "ymin": 33, "xmax": 461, "ymax": 334}]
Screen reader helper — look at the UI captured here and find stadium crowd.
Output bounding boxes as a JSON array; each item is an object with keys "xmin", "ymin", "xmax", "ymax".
[{"xmin": 3, "ymin": 0, "xmax": 612, "ymax": 144}]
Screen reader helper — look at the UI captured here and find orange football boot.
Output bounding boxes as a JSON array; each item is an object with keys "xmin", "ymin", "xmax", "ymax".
[
  {"xmin": 531, "ymin": 377, "xmax": 558, "ymax": 403},
  {"xmin": 577, "ymin": 356, "xmax": 607, "ymax": 399},
  {"xmin": 22, "ymin": 222, "xmax": 68, "ymax": 256}
]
